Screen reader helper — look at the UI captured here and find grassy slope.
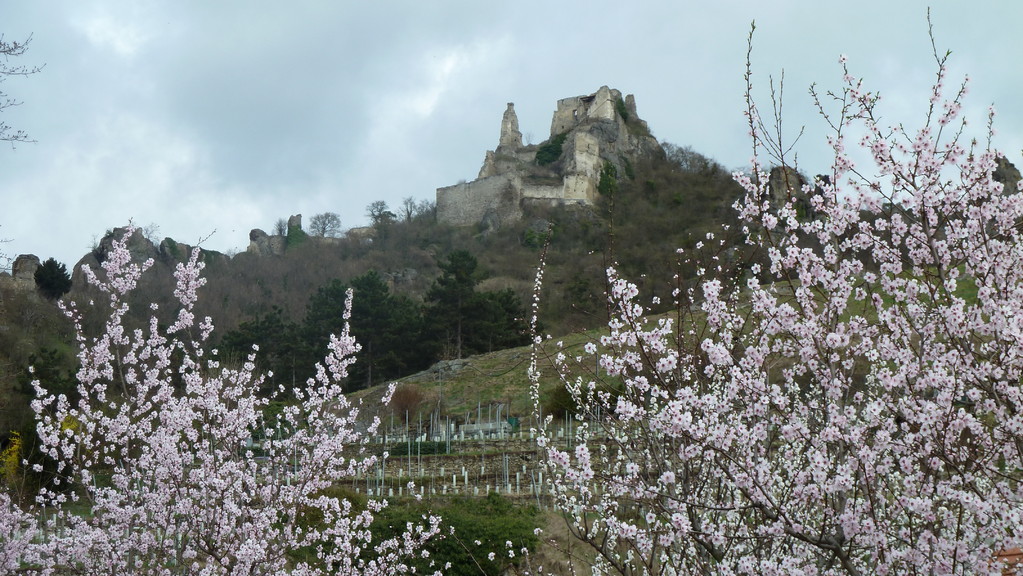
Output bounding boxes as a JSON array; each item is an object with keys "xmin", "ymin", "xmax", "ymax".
[
  {"xmin": 352, "ymin": 324, "xmax": 605, "ymax": 424},
  {"xmin": 366, "ymin": 259, "xmax": 986, "ymax": 425}
]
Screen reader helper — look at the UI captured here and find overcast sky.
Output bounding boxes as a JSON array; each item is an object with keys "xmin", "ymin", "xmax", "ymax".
[{"xmin": 1, "ymin": 1, "xmax": 1021, "ymax": 269}]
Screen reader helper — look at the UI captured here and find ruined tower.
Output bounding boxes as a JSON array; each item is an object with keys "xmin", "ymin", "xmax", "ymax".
[{"xmin": 498, "ymin": 103, "xmax": 522, "ymax": 151}]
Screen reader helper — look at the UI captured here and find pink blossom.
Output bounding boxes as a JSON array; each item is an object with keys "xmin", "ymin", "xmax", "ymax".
[
  {"xmin": 16, "ymin": 228, "xmax": 441, "ymax": 576},
  {"xmin": 529, "ymin": 30, "xmax": 1023, "ymax": 576}
]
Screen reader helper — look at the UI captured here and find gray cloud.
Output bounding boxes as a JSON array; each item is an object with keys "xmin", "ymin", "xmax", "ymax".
[{"xmin": 1, "ymin": 1, "xmax": 1020, "ymax": 268}]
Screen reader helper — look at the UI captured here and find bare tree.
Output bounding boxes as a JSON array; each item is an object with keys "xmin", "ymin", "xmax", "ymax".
[
  {"xmin": 399, "ymin": 196, "xmax": 417, "ymax": 222},
  {"xmin": 308, "ymin": 212, "xmax": 342, "ymax": 237},
  {"xmin": 141, "ymin": 222, "xmax": 161, "ymax": 244},
  {"xmin": 1, "ymin": 34, "xmax": 42, "ymax": 146},
  {"xmin": 366, "ymin": 201, "xmax": 395, "ymax": 226},
  {"xmin": 0, "ymin": 224, "xmax": 10, "ymax": 271},
  {"xmin": 414, "ymin": 198, "xmax": 436, "ymax": 219},
  {"xmin": 398, "ymin": 197, "xmax": 435, "ymax": 222},
  {"xmin": 662, "ymin": 142, "xmax": 722, "ymax": 174},
  {"xmin": 0, "ymin": 35, "xmax": 39, "ymax": 267},
  {"xmin": 272, "ymin": 218, "xmax": 288, "ymax": 236},
  {"xmin": 389, "ymin": 384, "xmax": 425, "ymax": 419}
]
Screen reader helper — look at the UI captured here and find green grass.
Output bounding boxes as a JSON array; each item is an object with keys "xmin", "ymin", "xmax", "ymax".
[{"xmin": 352, "ymin": 323, "xmax": 607, "ymax": 421}]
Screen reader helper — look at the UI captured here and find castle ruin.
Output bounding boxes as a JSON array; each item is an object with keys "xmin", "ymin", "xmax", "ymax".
[{"xmin": 436, "ymin": 86, "xmax": 662, "ymax": 227}]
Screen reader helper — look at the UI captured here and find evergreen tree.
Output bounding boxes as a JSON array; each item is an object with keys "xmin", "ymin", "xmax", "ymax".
[
  {"xmin": 19, "ymin": 348, "xmax": 77, "ymax": 400},
  {"xmin": 425, "ymin": 250, "xmax": 483, "ymax": 359},
  {"xmin": 33, "ymin": 257, "xmax": 71, "ymax": 301},
  {"xmin": 475, "ymin": 288, "xmax": 529, "ymax": 353},
  {"xmin": 302, "ymin": 272, "xmax": 431, "ymax": 391},
  {"xmin": 219, "ymin": 307, "xmax": 304, "ymax": 395},
  {"xmin": 301, "ymin": 279, "xmax": 350, "ymax": 364},
  {"xmin": 426, "ymin": 251, "xmax": 529, "ymax": 359}
]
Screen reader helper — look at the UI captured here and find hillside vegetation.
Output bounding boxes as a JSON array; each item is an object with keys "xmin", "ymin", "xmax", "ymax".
[{"xmin": 0, "ymin": 141, "xmax": 746, "ymax": 435}]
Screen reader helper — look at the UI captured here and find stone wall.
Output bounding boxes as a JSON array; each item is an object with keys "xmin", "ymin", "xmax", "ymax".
[
  {"xmin": 436, "ymin": 175, "xmax": 521, "ymax": 226},
  {"xmin": 478, "ymin": 147, "xmax": 540, "ymax": 180},
  {"xmin": 519, "ymin": 181, "xmax": 571, "ymax": 202},
  {"xmin": 561, "ymin": 131, "xmax": 602, "ymax": 202}
]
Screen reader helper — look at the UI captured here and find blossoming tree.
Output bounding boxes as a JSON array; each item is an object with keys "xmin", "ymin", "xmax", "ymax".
[
  {"xmin": 532, "ymin": 28, "xmax": 1023, "ymax": 576},
  {"xmin": 13, "ymin": 230, "xmax": 440, "ymax": 575}
]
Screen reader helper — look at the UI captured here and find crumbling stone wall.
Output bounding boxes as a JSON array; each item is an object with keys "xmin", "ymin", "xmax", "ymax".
[
  {"xmin": 550, "ymin": 85, "xmax": 619, "ymax": 136},
  {"xmin": 11, "ymin": 255, "xmax": 39, "ymax": 285},
  {"xmin": 436, "ymin": 176, "xmax": 522, "ymax": 227}
]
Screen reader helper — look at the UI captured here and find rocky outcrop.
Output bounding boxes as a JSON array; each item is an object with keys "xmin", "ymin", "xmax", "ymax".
[
  {"xmin": 247, "ymin": 229, "xmax": 286, "ymax": 257},
  {"xmin": 768, "ymin": 166, "xmax": 807, "ymax": 206},
  {"xmin": 0, "ymin": 254, "xmax": 41, "ymax": 294},
  {"xmin": 158, "ymin": 238, "xmax": 229, "ymax": 267},
  {"xmin": 437, "ymin": 86, "xmax": 663, "ymax": 228},
  {"xmin": 0, "ymin": 254, "xmax": 37, "ymax": 302},
  {"xmin": 86, "ymin": 227, "xmax": 226, "ymax": 267},
  {"xmin": 345, "ymin": 226, "xmax": 376, "ymax": 242},
  {"xmin": 70, "ymin": 228, "xmax": 229, "ymax": 291},
  {"xmin": 247, "ymin": 214, "xmax": 305, "ymax": 256},
  {"xmin": 994, "ymin": 155, "xmax": 1022, "ymax": 195}
]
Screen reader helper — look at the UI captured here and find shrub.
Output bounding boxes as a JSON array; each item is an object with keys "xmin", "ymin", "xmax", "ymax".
[
  {"xmin": 614, "ymin": 97, "xmax": 629, "ymax": 122},
  {"xmin": 535, "ymin": 132, "xmax": 568, "ymax": 166},
  {"xmin": 597, "ymin": 161, "xmax": 617, "ymax": 197},
  {"xmin": 373, "ymin": 493, "xmax": 540, "ymax": 576},
  {"xmin": 388, "ymin": 440, "xmax": 447, "ymax": 456},
  {"xmin": 286, "ymin": 225, "xmax": 308, "ymax": 248}
]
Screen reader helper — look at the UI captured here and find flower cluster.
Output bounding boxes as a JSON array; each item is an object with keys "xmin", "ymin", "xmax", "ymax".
[
  {"xmin": 532, "ymin": 36, "xmax": 1023, "ymax": 576},
  {"xmin": 12, "ymin": 228, "xmax": 441, "ymax": 575}
]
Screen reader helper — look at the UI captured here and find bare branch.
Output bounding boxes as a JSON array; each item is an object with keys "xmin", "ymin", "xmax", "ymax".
[{"xmin": 0, "ymin": 33, "xmax": 43, "ymax": 146}]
